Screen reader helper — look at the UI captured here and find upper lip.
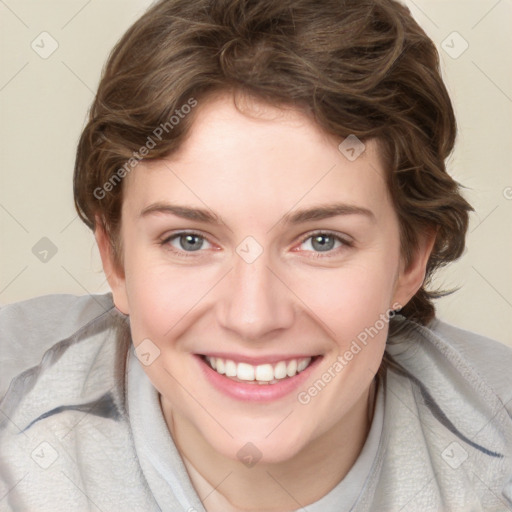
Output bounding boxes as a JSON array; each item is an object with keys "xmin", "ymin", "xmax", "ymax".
[{"xmin": 198, "ymin": 352, "xmax": 320, "ymax": 365}]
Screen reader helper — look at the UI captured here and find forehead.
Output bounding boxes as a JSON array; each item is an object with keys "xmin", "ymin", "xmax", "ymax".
[{"xmin": 123, "ymin": 93, "xmax": 391, "ymax": 220}]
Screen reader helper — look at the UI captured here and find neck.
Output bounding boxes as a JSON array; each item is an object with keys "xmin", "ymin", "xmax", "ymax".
[{"xmin": 162, "ymin": 378, "xmax": 377, "ymax": 512}]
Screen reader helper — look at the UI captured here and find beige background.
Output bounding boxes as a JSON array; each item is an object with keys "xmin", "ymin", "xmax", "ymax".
[{"xmin": 0, "ymin": 0, "xmax": 511, "ymax": 346}]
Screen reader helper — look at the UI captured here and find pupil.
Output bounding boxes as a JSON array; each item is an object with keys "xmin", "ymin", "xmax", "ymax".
[{"xmin": 312, "ymin": 235, "xmax": 334, "ymax": 252}]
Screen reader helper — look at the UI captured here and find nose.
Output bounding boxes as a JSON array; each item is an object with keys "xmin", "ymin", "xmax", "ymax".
[{"xmin": 217, "ymin": 250, "xmax": 296, "ymax": 342}]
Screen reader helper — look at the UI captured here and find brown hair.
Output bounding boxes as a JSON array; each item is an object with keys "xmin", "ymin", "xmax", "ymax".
[{"xmin": 73, "ymin": 0, "xmax": 472, "ymax": 325}]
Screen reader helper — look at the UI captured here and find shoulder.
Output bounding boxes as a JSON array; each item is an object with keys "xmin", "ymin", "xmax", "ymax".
[
  {"xmin": 387, "ymin": 315, "xmax": 512, "ymax": 407},
  {"xmin": 0, "ymin": 292, "xmax": 114, "ymax": 336},
  {"xmin": 0, "ymin": 291, "xmax": 128, "ymax": 435},
  {"xmin": 0, "ymin": 295, "xmax": 153, "ymax": 510},
  {"xmin": 427, "ymin": 318, "xmax": 512, "ymax": 405},
  {"xmin": 0, "ymin": 293, "xmax": 116, "ymax": 399},
  {"xmin": 380, "ymin": 317, "xmax": 512, "ymax": 509},
  {"xmin": 385, "ymin": 315, "xmax": 512, "ymax": 454}
]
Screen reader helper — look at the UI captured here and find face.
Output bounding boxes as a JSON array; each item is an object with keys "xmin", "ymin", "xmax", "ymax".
[{"xmin": 99, "ymin": 92, "xmax": 430, "ymax": 464}]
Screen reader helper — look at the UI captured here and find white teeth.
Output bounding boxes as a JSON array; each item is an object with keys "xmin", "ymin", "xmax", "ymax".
[
  {"xmin": 225, "ymin": 360, "xmax": 237, "ymax": 377},
  {"xmin": 237, "ymin": 362, "xmax": 255, "ymax": 381},
  {"xmin": 255, "ymin": 364, "xmax": 274, "ymax": 382},
  {"xmin": 297, "ymin": 358, "xmax": 310, "ymax": 372},
  {"xmin": 205, "ymin": 356, "xmax": 313, "ymax": 383},
  {"xmin": 286, "ymin": 359, "xmax": 297, "ymax": 377},
  {"xmin": 274, "ymin": 361, "xmax": 288, "ymax": 380}
]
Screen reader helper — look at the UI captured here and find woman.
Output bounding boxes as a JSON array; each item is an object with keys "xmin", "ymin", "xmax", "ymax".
[{"xmin": 1, "ymin": 0, "xmax": 511, "ymax": 510}]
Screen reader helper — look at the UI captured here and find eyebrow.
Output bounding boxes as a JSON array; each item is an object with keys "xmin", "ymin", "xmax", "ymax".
[{"xmin": 139, "ymin": 202, "xmax": 375, "ymax": 225}]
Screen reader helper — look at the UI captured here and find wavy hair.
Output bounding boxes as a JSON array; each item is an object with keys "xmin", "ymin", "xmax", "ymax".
[{"xmin": 74, "ymin": 0, "xmax": 472, "ymax": 324}]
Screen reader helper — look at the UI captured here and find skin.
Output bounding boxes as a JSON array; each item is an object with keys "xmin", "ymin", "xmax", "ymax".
[{"xmin": 96, "ymin": 91, "xmax": 434, "ymax": 512}]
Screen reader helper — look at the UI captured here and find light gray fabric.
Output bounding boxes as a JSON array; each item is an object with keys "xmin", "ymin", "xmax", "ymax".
[
  {"xmin": 0, "ymin": 293, "xmax": 113, "ymax": 399},
  {"xmin": 0, "ymin": 293, "xmax": 511, "ymax": 511}
]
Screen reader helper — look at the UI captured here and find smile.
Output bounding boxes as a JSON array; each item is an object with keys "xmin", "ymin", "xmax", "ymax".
[
  {"xmin": 203, "ymin": 355, "xmax": 314, "ymax": 384},
  {"xmin": 196, "ymin": 353, "xmax": 322, "ymax": 402}
]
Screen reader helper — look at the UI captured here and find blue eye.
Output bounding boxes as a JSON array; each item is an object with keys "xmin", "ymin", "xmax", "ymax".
[
  {"xmin": 162, "ymin": 232, "xmax": 212, "ymax": 253},
  {"xmin": 303, "ymin": 234, "xmax": 338, "ymax": 252},
  {"xmin": 298, "ymin": 232, "xmax": 352, "ymax": 256}
]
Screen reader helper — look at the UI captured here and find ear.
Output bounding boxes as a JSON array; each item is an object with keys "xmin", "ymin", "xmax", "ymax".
[
  {"xmin": 94, "ymin": 220, "xmax": 130, "ymax": 315},
  {"xmin": 392, "ymin": 228, "xmax": 437, "ymax": 309}
]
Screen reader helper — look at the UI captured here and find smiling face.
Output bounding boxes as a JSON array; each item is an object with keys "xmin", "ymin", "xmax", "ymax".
[{"xmin": 97, "ymin": 92, "xmax": 432, "ymax": 466}]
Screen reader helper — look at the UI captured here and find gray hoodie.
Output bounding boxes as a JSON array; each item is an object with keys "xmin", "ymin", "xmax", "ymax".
[{"xmin": 0, "ymin": 293, "xmax": 511, "ymax": 511}]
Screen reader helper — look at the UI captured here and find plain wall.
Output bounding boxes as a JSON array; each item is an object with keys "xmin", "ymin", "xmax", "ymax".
[{"xmin": 0, "ymin": 0, "xmax": 511, "ymax": 346}]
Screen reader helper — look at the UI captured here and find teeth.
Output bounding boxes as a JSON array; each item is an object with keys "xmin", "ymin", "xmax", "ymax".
[
  {"xmin": 255, "ymin": 364, "xmax": 273, "ymax": 382},
  {"xmin": 274, "ymin": 361, "xmax": 288, "ymax": 380},
  {"xmin": 297, "ymin": 359, "xmax": 309, "ymax": 372},
  {"xmin": 225, "ymin": 360, "xmax": 237, "ymax": 377},
  {"xmin": 205, "ymin": 356, "xmax": 312, "ymax": 383},
  {"xmin": 237, "ymin": 362, "xmax": 255, "ymax": 381},
  {"xmin": 286, "ymin": 359, "xmax": 297, "ymax": 377}
]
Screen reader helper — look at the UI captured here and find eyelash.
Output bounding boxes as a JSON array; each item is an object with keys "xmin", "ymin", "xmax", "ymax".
[
  {"xmin": 160, "ymin": 230, "xmax": 353, "ymax": 259},
  {"xmin": 298, "ymin": 230, "xmax": 354, "ymax": 258}
]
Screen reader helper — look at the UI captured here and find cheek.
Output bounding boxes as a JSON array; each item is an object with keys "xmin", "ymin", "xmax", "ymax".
[
  {"xmin": 125, "ymin": 265, "xmax": 211, "ymax": 341},
  {"xmin": 290, "ymin": 262, "xmax": 395, "ymax": 439},
  {"xmin": 291, "ymin": 257, "xmax": 399, "ymax": 343},
  {"xmin": 122, "ymin": 232, "xmax": 227, "ymax": 346}
]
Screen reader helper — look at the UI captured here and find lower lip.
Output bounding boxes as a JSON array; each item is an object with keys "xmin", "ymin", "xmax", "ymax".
[{"xmin": 195, "ymin": 355, "xmax": 321, "ymax": 402}]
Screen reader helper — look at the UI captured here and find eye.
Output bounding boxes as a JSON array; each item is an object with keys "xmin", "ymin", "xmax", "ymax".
[
  {"xmin": 297, "ymin": 231, "xmax": 352, "ymax": 256},
  {"xmin": 161, "ymin": 232, "xmax": 213, "ymax": 254}
]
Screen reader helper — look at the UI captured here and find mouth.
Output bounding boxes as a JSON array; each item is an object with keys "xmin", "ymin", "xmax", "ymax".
[
  {"xmin": 196, "ymin": 353, "xmax": 322, "ymax": 401},
  {"xmin": 202, "ymin": 354, "xmax": 316, "ymax": 384}
]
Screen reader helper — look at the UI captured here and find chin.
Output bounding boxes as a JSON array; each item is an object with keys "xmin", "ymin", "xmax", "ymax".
[{"xmin": 206, "ymin": 420, "xmax": 313, "ymax": 466}]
